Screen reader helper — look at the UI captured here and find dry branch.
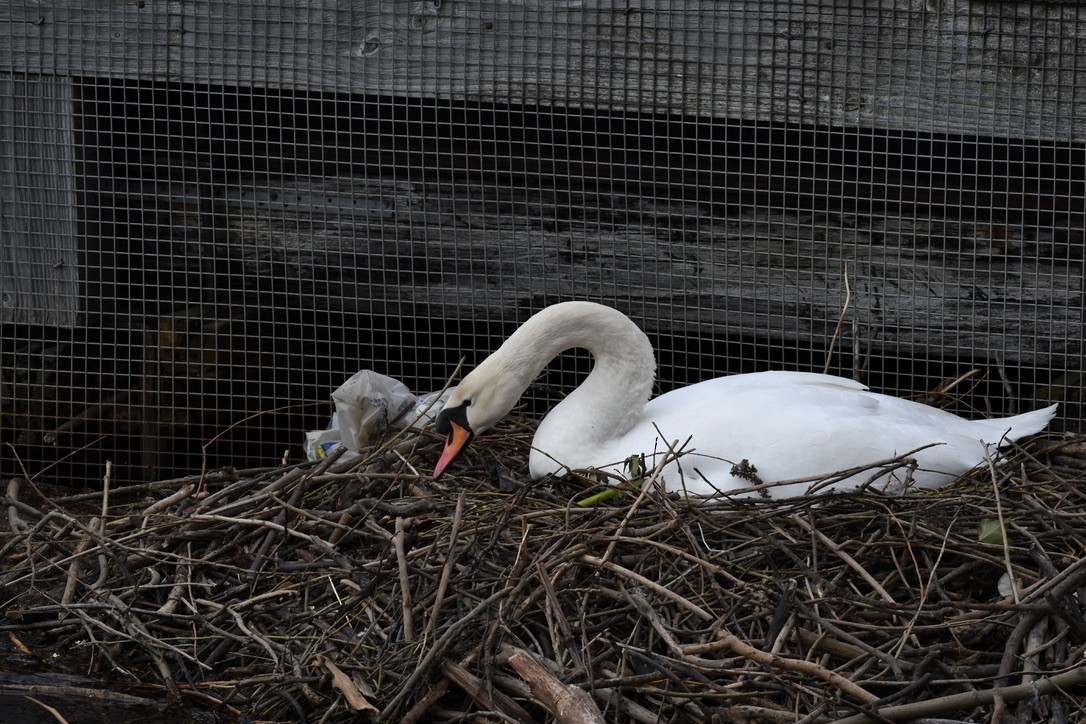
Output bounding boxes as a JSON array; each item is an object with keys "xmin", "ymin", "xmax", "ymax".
[
  {"xmin": 508, "ymin": 648, "xmax": 605, "ymax": 724},
  {"xmin": 315, "ymin": 654, "xmax": 379, "ymax": 715}
]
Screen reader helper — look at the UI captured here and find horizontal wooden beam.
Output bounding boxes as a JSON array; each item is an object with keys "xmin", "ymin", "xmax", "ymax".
[
  {"xmin": 190, "ymin": 176, "xmax": 1082, "ymax": 371},
  {"xmin": 1, "ymin": 1, "xmax": 1083, "ymax": 141}
]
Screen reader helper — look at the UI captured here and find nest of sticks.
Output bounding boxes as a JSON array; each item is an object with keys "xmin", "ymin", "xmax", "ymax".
[{"xmin": 3, "ymin": 418, "xmax": 1086, "ymax": 724}]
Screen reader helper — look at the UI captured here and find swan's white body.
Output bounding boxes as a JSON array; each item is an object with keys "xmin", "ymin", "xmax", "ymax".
[{"xmin": 434, "ymin": 302, "xmax": 1057, "ymax": 497}]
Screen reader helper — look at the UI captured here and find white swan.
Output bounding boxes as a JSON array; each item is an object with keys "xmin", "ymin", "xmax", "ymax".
[{"xmin": 432, "ymin": 301, "xmax": 1057, "ymax": 497}]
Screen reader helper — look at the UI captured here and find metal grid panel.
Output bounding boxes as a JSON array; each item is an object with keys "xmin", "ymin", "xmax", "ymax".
[{"xmin": 1, "ymin": 1, "xmax": 1082, "ymax": 486}]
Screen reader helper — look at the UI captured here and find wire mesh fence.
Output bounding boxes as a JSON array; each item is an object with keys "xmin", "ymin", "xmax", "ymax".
[
  {"xmin": 1, "ymin": 5, "xmax": 1083, "ymax": 485},
  {"xmin": 2, "ymin": 3, "xmax": 1086, "ymax": 721}
]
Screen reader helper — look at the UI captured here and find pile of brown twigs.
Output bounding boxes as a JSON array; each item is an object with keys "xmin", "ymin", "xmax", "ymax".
[{"xmin": 3, "ymin": 419, "xmax": 1086, "ymax": 723}]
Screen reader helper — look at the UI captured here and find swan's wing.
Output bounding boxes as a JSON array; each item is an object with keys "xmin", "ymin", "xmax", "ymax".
[{"xmin": 744, "ymin": 370, "xmax": 870, "ymax": 392}]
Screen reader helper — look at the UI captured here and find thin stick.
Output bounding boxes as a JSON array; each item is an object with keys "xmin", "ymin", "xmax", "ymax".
[
  {"xmin": 984, "ymin": 446, "xmax": 1019, "ymax": 603},
  {"xmin": 199, "ymin": 400, "xmax": 329, "ymax": 486},
  {"xmin": 714, "ymin": 627, "xmax": 878, "ymax": 705},
  {"xmin": 829, "ymin": 663, "xmax": 1086, "ymax": 723},
  {"xmin": 580, "ymin": 554, "xmax": 712, "ymax": 621},
  {"xmin": 140, "ymin": 484, "xmax": 196, "ymax": 532},
  {"xmin": 6, "ymin": 477, "xmax": 30, "ymax": 533},
  {"xmin": 823, "ymin": 261, "xmax": 852, "ymax": 375},
  {"xmin": 425, "ymin": 492, "xmax": 465, "ymax": 637},
  {"xmin": 93, "ymin": 461, "xmax": 112, "ymax": 590},
  {"xmin": 790, "ymin": 514, "xmax": 895, "ymax": 604},
  {"xmin": 394, "ymin": 516, "xmax": 415, "ymax": 643},
  {"xmin": 379, "ymin": 585, "xmax": 515, "ymax": 722},
  {"xmin": 25, "ymin": 696, "xmax": 71, "ymax": 724}
]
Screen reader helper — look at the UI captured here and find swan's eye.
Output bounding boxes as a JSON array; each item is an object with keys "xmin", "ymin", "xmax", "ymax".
[{"xmin": 463, "ymin": 398, "xmax": 472, "ymax": 407}]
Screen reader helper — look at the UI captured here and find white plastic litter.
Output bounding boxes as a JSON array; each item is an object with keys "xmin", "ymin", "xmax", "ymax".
[
  {"xmin": 997, "ymin": 572, "xmax": 1020, "ymax": 599},
  {"xmin": 303, "ymin": 369, "xmax": 449, "ymax": 461}
]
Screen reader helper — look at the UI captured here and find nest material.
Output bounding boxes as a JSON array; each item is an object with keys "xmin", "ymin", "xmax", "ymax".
[{"xmin": 3, "ymin": 420, "xmax": 1086, "ymax": 723}]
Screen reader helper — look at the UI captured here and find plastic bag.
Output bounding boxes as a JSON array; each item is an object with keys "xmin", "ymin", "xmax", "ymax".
[{"xmin": 303, "ymin": 370, "xmax": 448, "ymax": 461}]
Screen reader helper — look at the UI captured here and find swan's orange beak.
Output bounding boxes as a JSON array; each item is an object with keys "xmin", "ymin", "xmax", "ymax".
[{"xmin": 434, "ymin": 420, "xmax": 472, "ymax": 479}]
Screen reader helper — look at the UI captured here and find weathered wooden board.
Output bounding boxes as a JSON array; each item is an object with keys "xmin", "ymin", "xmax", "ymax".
[
  {"xmin": 1, "ymin": 1, "xmax": 1083, "ymax": 141},
  {"xmin": 0, "ymin": 1, "xmax": 176, "ymax": 78},
  {"xmin": 203, "ymin": 176, "xmax": 1084, "ymax": 372},
  {"xmin": 0, "ymin": 75, "xmax": 79, "ymax": 326}
]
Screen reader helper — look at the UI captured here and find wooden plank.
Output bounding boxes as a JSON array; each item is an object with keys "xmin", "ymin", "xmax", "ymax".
[
  {"xmin": 165, "ymin": 0, "xmax": 1086, "ymax": 142},
  {"xmin": 1, "ymin": 1, "xmax": 1083, "ymax": 141},
  {"xmin": 0, "ymin": 1, "xmax": 177, "ymax": 78},
  {"xmin": 204, "ymin": 176, "xmax": 1083, "ymax": 371},
  {"xmin": 0, "ymin": 75, "xmax": 79, "ymax": 326}
]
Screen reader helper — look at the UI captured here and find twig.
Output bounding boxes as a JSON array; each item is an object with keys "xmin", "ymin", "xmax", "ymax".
[
  {"xmin": 711, "ymin": 445, "xmax": 941, "ymax": 498},
  {"xmin": 92, "ymin": 461, "xmax": 113, "ymax": 591},
  {"xmin": 580, "ymin": 554, "xmax": 712, "ymax": 621},
  {"xmin": 829, "ymin": 663, "xmax": 1086, "ymax": 723},
  {"xmin": 791, "ymin": 514, "xmax": 895, "ymax": 604},
  {"xmin": 507, "ymin": 648, "xmax": 605, "ymax": 724},
  {"xmin": 25, "ymin": 696, "xmax": 71, "ymax": 724},
  {"xmin": 984, "ymin": 446, "xmax": 1019, "ymax": 603},
  {"xmin": 443, "ymin": 658, "xmax": 535, "ymax": 721},
  {"xmin": 60, "ymin": 532, "xmax": 94, "ymax": 616},
  {"xmin": 425, "ymin": 491, "xmax": 465, "ymax": 636},
  {"xmin": 703, "ymin": 628, "xmax": 878, "ymax": 705},
  {"xmin": 824, "ymin": 260, "xmax": 852, "ymax": 375},
  {"xmin": 379, "ymin": 585, "xmax": 515, "ymax": 722},
  {"xmin": 199, "ymin": 400, "xmax": 329, "ymax": 486},
  {"xmin": 315, "ymin": 654, "xmax": 379, "ymax": 715},
  {"xmin": 139, "ymin": 483, "xmax": 196, "ymax": 532},
  {"xmin": 394, "ymin": 516, "xmax": 415, "ymax": 643},
  {"xmin": 399, "ymin": 677, "xmax": 452, "ymax": 724},
  {"xmin": 6, "ymin": 478, "xmax": 30, "ymax": 533}
]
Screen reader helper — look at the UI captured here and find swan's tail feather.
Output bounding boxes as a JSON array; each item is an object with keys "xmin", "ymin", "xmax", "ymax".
[{"xmin": 976, "ymin": 403, "xmax": 1058, "ymax": 444}]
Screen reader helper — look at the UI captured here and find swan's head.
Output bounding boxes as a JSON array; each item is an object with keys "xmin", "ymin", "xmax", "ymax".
[{"xmin": 432, "ymin": 365, "xmax": 524, "ymax": 478}]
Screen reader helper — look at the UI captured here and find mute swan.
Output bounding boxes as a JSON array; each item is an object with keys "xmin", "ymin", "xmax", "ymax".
[{"xmin": 433, "ymin": 301, "xmax": 1057, "ymax": 497}]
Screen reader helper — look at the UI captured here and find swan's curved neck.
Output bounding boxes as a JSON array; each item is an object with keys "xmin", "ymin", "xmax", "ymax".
[{"xmin": 478, "ymin": 302, "xmax": 656, "ymax": 449}]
